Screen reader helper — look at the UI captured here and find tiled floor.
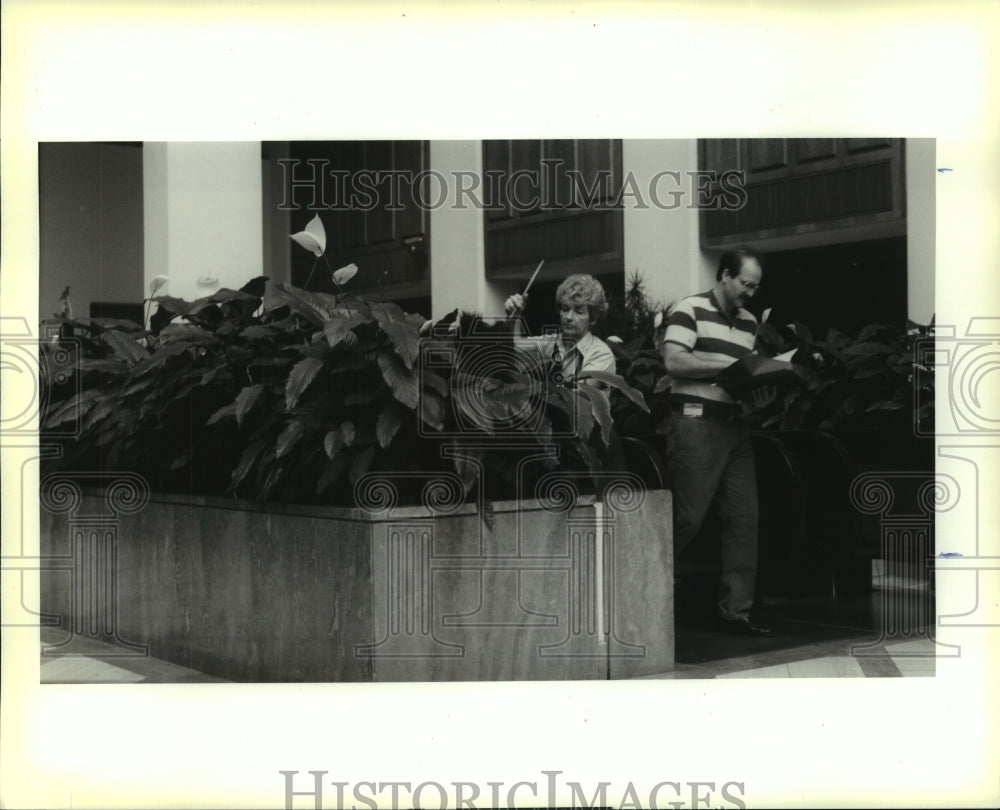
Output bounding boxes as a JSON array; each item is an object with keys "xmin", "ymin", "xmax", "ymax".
[
  {"xmin": 656, "ymin": 569, "xmax": 939, "ymax": 679},
  {"xmin": 40, "ymin": 629, "xmax": 229, "ymax": 683},
  {"xmin": 40, "ymin": 574, "xmax": 937, "ymax": 683}
]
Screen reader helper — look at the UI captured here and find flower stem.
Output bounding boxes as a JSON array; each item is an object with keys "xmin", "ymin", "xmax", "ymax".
[{"xmin": 303, "ymin": 257, "xmax": 320, "ymax": 290}]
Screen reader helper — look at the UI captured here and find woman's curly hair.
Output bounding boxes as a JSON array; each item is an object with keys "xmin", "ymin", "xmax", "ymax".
[{"xmin": 555, "ymin": 274, "xmax": 608, "ymax": 324}]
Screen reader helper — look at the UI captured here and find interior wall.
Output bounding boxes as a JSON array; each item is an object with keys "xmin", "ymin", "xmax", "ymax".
[
  {"xmin": 143, "ymin": 142, "xmax": 264, "ymax": 306},
  {"xmin": 429, "ymin": 140, "xmax": 505, "ymax": 319},
  {"xmin": 38, "ymin": 142, "xmax": 144, "ymax": 324},
  {"xmin": 622, "ymin": 139, "xmax": 716, "ymax": 313}
]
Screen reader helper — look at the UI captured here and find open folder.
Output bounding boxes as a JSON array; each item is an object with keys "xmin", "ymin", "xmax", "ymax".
[{"xmin": 714, "ymin": 349, "xmax": 800, "ymax": 397}]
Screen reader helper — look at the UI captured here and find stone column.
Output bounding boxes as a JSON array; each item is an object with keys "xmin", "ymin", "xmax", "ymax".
[
  {"xmin": 850, "ymin": 471, "xmax": 960, "ymax": 658},
  {"xmin": 40, "ymin": 472, "xmax": 150, "ymax": 656}
]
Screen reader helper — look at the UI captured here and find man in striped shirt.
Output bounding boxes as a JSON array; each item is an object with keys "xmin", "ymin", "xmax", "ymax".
[{"xmin": 662, "ymin": 249, "xmax": 774, "ymax": 636}]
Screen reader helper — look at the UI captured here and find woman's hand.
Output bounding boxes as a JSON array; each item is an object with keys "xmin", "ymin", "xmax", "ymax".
[{"xmin": 504, "ymin": 293, "xmax": 527, "ymax": 316}]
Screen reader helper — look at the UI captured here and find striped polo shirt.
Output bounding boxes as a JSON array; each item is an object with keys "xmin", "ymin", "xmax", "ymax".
[{"xmin": 663, "ymin": 289, "xmax": 757, "ymax": 404}]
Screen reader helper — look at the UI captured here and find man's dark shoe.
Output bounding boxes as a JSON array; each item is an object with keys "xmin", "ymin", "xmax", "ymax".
[{"xmin": 717, "ymin": 615, "xmax": 773, "ymax": 637}]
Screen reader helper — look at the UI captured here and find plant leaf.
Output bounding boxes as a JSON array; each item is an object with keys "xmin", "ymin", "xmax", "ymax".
[
  {"xmin": 451, "ymin": 444, "xmax": 483, "ymax": 496},
  {"xmin": 376, "ymin": 402, "xmax": 406, "ymax": 448},
  {"xmin": 285, "ymin": 356, "xmax": 325, "ymax": 409},
  {"xmin": 150, "ymin": 295, "xmax": 195, "ymax": 319},
  {"xmin": 844, "ymin": 341, "xmax": 894, "ymax": 359},
  {"xmin": 377, "ymin": 351, "xmax": 419, "ymax": 409},
  {"xmin": 240, "ymin": 325, "xmax": 273, "ymax": 340},
  {"xmin": 83, "ymin": 396, "xmax": 116, "ymax": 431},
  {"xmin": 422, "ymin": 369, "xmax": 450, "ymax": 398},
  {"xmin": 866, "ymin": 399, "xmax": 906, "ymax": 412},
  {"xmin": 102, "ymin": 329, "xmax": 148, "ymax": 367},
  {"xmin": 231, "ymin": 438, "xmax": 267, "ymax": 492},
  {"xmin": 576, "ymin": 370, "xmax": 650, "ymax": 413},
  {"xmin": 341, "ymin": 421, "xmax": 355, "ymax": 447},
  {"xmin": 158, "ymin": 322, "xmax": 219, "ymax": 346},
  {"xmin": 207, "ymin": 402, "xmax": 237, "ymax": 426},
  {"xmin": 42, "ymin": 388, "xmax": 101, "ymax": 428},
  {"xmin": 578, "ymin": 384, "xmax": 614, "ymax": 446},
  {"xmin": 569, "ymin": 389, "xmax": 596, "ymax": 440},
  {"xmin": 263, "ymin": 282, "xmax": 340, "ymax": 325},
  {"xmin": 370, "ymin": 302, "xmax": 421, "ymax": 369},
  {"xmin": 653, "ymin": 375, "xmax": 672, "ymax": 394},
  {"xmin": 323, "ymin": 316, "xmax": 368, "ymax": 349},
  {"xmin": 324, "ymin": 429, "xmax": 344, "ymax": 459},
  {"xmin": 235, "ymin": 384, "xmax": 265, "ymax": 426},
  {"xmin": 418, "ymin": 389, "xmax": 446, "ymax": 431},
  {"xmin": 275, "ymin": 418, "xmax": 306, "ymax": 459}
]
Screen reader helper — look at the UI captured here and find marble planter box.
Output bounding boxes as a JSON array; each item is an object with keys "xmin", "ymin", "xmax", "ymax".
[{"xmin": 39, "ymin": 475, "xmax": 673, "ymax": 682}]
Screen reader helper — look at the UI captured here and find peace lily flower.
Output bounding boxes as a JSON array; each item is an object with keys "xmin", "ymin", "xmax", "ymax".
[
  {"xmin": 332, "ymin": 263, "xmax": 358, "ymax": 288},
  {"xmin": 290, "ymin": 214, "xmax": 326, "ymax": 257},
  {"xmin": 653, "ymin": 311, "xmax": 664, "ymax": 330},
  {"xmin": 607, "ymin": 335, "xmax": 623, "ymax": 344},
  {"xmin": 145, "ymin": 275, "xmax": 170, "ymax": 328},
  {"xmin": 289, "ymin": 216, "xmax": 359, "ymax": 293},
  {"xmin": 149, "ymin": 275, "xmax": 169, "ymax": 296}
]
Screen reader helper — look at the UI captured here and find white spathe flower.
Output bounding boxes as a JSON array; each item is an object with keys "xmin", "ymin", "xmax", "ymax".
[
  {"xmin": 289, "ymin": 214, "xmax": 327, "ymax": 257},
  {"xmin": 762, "ymin": 307, "xmax": 772, "ymax": 323},
  {"xmin": 653, "ymin": 311, "xmax": 664, "ymax": 330},
  {"xmin": 607, "ymin": 335, "xmax": 623, "ymax": 344},
  {"xmin": 149, "ymin": 275, "xmax": 169, "ymax": 295},
  {"xmin": 332, "ymin": 263, "xmax": 358, "ymax": 287}
]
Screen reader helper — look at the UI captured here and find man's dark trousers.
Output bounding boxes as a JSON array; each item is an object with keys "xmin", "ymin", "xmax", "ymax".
[{"xmin": 666, "ymin": 411, "xmax": 759, "ymax": 620}]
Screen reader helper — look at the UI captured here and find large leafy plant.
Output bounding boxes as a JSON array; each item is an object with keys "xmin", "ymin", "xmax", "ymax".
[
  {"xmin": 40, "ymin": 274, "xmax": 648, "ymax": 507},
  {"xmin": 599, "ymin": 273, "xmax": 672, "ymax": 438},
  {"xmin": 746, "ymin": 317, "xmax": 935, "ymax": 432}
]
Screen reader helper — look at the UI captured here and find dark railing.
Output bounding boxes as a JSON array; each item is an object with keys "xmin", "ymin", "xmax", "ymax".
[{"xmin": 620, "ymin": 429, "xmax": 872, "ymax": 601}]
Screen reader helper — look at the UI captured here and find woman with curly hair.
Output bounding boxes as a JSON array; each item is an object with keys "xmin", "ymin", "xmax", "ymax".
[{"xmin": 504, "ymin": 273, "xmax": 616, "ymax": 387}]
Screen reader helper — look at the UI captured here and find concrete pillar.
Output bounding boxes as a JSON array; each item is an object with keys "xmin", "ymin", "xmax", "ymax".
[
  {"xmin": 143, "ymin": 143, "xmax": 263, "ymax": 307},
  {"xmin": 428, "ymin": 140, "xmax": 505, "ymax": 319},
  {"xmin": 905, "ymin": 139, "xmax": 935, "ymax": 325},
  {"xmin": 622, "ymin": 139, "xmax": 716, "ymax": 312}
]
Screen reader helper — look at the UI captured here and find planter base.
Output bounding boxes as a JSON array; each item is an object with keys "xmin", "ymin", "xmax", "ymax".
[{"xmin": 41, "ymin": 487, "xmax": 674, "ymax": 682}]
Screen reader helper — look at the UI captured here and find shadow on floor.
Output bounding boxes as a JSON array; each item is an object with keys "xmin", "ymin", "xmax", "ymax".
[{"xmin": 671, "ymin": 569, "xmax": 938, "ymax": 677}]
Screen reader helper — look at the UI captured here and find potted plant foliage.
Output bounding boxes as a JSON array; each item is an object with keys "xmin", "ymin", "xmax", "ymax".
[{"xmin": 36, "ymin": 221, "xmax": 673, "ymax": 682}]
